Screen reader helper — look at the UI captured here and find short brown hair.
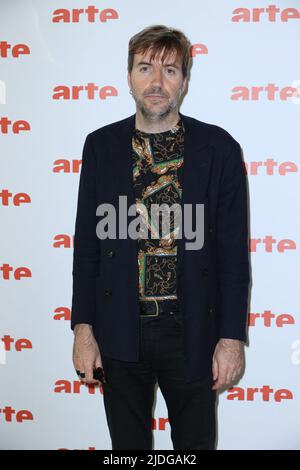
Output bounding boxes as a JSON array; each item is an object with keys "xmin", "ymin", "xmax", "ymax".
[{"xmin": 128, "ymin": 25, "xmax": 191, "ymax": 78}]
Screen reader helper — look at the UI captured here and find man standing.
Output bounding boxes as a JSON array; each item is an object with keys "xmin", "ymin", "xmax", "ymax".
[{"xmin": 71, "ymin": 25, "xmax": 250, "ymax": 450}]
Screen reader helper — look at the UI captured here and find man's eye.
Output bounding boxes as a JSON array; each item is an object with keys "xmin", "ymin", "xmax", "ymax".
[
  {"xmin": 167, "ymin": 68, "xmax": 175, "ymax": 74},
  {"xmin": 140, "ymin": 66, "xmax": 148, "ymax": 72}
]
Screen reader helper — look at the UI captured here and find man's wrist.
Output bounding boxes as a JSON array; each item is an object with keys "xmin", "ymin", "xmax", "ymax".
[
  {"xmin": 74, "ymin": 323, "xmax": 94, "ymax": 335},
  {"xmin": 219, "ymin": 337, "xmax": 244, "ymax": 346}
]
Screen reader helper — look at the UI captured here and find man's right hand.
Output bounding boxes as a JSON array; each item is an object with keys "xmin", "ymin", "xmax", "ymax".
[{"xmin": 72, "ymin": 323, "xmax": 104, "ymax": 385}]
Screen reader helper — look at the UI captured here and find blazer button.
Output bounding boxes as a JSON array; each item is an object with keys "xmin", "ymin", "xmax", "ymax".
[
  {"xmin": 106, "ymin": 250, "xmax": 114, "ymax": 258},
  {"xmin": 209, "ymin": 306, "xmax": 214, "ymax": 314},
  {"xmin": 209, "ymin": 227, "xmax": 213, "ymax": 233},
  {"xmin": 202, "ymin": 268, "xmax": 209, "ymax": 276},
  {"xmin": 104, "ymin": 289, "xmax": 112, "ymax": 296}
]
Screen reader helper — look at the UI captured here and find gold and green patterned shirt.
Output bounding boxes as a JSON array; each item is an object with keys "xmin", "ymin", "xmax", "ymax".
[{"xmin": 131, "ymin": 118, "xmax": 185, "ymax": 302}]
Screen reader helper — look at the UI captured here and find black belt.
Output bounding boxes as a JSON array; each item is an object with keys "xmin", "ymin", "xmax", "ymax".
[{"xmin": 139, "ymin": 299, "xmax": 180, "ymax": 317}]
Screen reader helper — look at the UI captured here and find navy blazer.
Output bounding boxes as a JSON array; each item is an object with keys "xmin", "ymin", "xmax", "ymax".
[{"xmin": 70, "ymin": 112, "xmax": 250, "ymax": 383}]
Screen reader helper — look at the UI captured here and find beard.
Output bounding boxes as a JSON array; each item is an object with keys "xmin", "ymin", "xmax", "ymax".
[{"xmin": 131, "ymin": 89, "xmax": 181, "ymax": 122}]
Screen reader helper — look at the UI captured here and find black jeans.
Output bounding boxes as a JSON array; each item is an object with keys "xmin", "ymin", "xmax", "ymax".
[{"xmin": 101, "ymin": 311, "xmax": 216, "ymax": 450}]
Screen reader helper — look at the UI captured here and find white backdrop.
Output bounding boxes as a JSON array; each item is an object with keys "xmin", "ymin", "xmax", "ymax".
[{"xmin": 1, "ymin": 0, "xmax": 299, "ymax": 450}]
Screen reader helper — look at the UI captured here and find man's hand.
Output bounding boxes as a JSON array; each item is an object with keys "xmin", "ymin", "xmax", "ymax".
[
  {"xmin": 72, "ymin": 324, "xmax": 104, "ymax": 386},
  {"xmin": 212, "ymin": 338, "xmax": 244, "ymax": 391}
]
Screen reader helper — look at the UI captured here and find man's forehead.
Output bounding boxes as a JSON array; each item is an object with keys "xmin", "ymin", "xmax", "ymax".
[{"xmin": 134, "ymin": 48, "xmax": 180, "ymax": 66}]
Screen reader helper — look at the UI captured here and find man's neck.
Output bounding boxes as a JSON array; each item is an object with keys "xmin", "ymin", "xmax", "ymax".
[{"xmin": 135, "ymin": 110, "xmax": 180, "ymax": 134}]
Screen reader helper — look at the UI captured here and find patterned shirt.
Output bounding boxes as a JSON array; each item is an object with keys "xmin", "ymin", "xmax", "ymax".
[{"xmin": 131, "ymin": 118, "xmax": 185, "ymax": 302}]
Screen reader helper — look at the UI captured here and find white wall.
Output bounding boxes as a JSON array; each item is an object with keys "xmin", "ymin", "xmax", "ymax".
[{"xmin": 0, "ymin": 0, "xmax": 299, "ymax": 450}]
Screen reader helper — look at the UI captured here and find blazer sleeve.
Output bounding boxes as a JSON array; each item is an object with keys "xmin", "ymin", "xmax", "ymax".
[
  {"xmin": 216, "ymin": 139, "xmax": 250, "ymax": 343},
  {"xmin": 70, "ymin": 133, "xmax": 101, "ymax": 331}
]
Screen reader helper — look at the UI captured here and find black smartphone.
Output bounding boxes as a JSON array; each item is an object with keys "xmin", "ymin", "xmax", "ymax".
[{"xmin": 93, "ymin": 366, "xmax": 107, "ymax": 383}]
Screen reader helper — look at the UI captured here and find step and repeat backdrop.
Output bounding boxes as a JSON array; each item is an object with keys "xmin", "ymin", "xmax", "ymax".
[{"xmin": 0, "ymin": 0, "xmax": 299, "ymax": 450}]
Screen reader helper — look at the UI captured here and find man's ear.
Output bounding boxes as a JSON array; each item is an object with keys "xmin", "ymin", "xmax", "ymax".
[{"xmin": 127, "ymin": 72, "xmax": 131, "ymax": 89}]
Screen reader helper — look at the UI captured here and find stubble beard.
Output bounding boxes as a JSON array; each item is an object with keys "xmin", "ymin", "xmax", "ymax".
[{"xmin": 132, "ymin": 91, "xmax": 181, "ymax": 123}]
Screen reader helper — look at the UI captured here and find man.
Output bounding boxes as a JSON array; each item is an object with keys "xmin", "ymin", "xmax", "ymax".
[{"xmin": 71, "ymin": 25, "xmax": 250, "ymax": 450}]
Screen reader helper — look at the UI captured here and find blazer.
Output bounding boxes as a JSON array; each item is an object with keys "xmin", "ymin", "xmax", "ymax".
[{"xmin": 70, "ymin": 111, "xmax": 250, "ymax": 383}]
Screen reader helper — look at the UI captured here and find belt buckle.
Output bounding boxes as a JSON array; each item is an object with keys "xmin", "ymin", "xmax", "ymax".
[{"xmin": 140, "ymin": 299, "xmax": 159, "ymax": 317}]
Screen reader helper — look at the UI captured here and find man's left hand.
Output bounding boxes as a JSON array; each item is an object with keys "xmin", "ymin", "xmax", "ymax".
[{"xmin": 211, "ymin": 338, "xmax": 245, "ymax": 391}]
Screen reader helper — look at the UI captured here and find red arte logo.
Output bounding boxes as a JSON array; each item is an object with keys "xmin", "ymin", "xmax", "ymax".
[
  {"xmin": 0, "ymin": 407, "xmax": 34, "ymax": 422},
  {"xmin": 53, "ymin": 235, "xmax": 74, "ymax": 248},
  {"xmin": 190, "ymin": 43, "xmax": 208, "ymax": 57},
  {"xmin": 244, "ymin": 158, "xmax": 298, "ymax": 175},
  {"xmin": 250, "ymin": 236, "xmax": 296, "ymax": 252},
  {"xmin": 53, "ymin": 159, "xmax": 82, "ymax": 173},
  {"xmin": 0, "ymin": 41, "xmax": 30, "ymax": 58},
  {"xmin": 227, "ymin": 386, "xmax": 293, "ymax": 401},
  {"xmin": 232, "ymin": 5, "xmax": 300, "ymax": 22},
  {"xmin": 248, "ymin": 310, "xmax": 296, "ymax": 327},
  {"xmin": 0, "ymin": 264, "xmax": 32, "ymax": 279},
  {"xmin": 53, "ymin": 307, "xmax": 71, "ymax": 321},
  {"xmin": 1, "ymin": 335, "xmax": 32, "ymax": 351},
  {"xmin": 0, "ymin": 118, "xmax": 30, "ymax": 134},
  {"xmin": 151, "ymin": 417, "xmax": 185, "ymax": 431},
  {"xmin": 54, "ymin": 379, "xmax": 104, "ymax": 395},
  {"xmin": 0, "ymin": 190, "xmax": 31, "ymax": 205},
  {"xmin": 52, "ymin": 84, "xmax": 118, "ymax": 101},
  {"xmin": 52, "ymin": 6, "xmax": 119, "ymax": 23},
  {"xmin": 231, "ymin": 83, "xmax": 300, "ymax": 101}
]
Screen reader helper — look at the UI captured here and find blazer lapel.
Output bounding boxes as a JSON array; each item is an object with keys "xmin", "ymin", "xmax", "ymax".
[
  {"xmin": 176, "ymin": 112, "xmax": 212, "ymax": 273},
  {"xmin": 112, "ymin": 113, "xmax": 137, "ymax": 209}
]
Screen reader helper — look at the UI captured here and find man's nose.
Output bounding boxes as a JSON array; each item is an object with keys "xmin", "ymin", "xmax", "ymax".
[{"xmin": 150, "ymin": 68, "xmax": 164, "ymax": 87}]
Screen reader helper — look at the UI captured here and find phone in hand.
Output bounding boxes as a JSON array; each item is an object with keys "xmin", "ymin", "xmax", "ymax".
[{"xmin": 93, "ymin": 366, "xmax": 107, "ymax": 383}]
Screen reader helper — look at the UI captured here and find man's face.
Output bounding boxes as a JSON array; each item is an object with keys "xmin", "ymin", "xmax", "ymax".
[{"xmin": 127, "ymin": 48, "xmax": 187, "ymax": 120}]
